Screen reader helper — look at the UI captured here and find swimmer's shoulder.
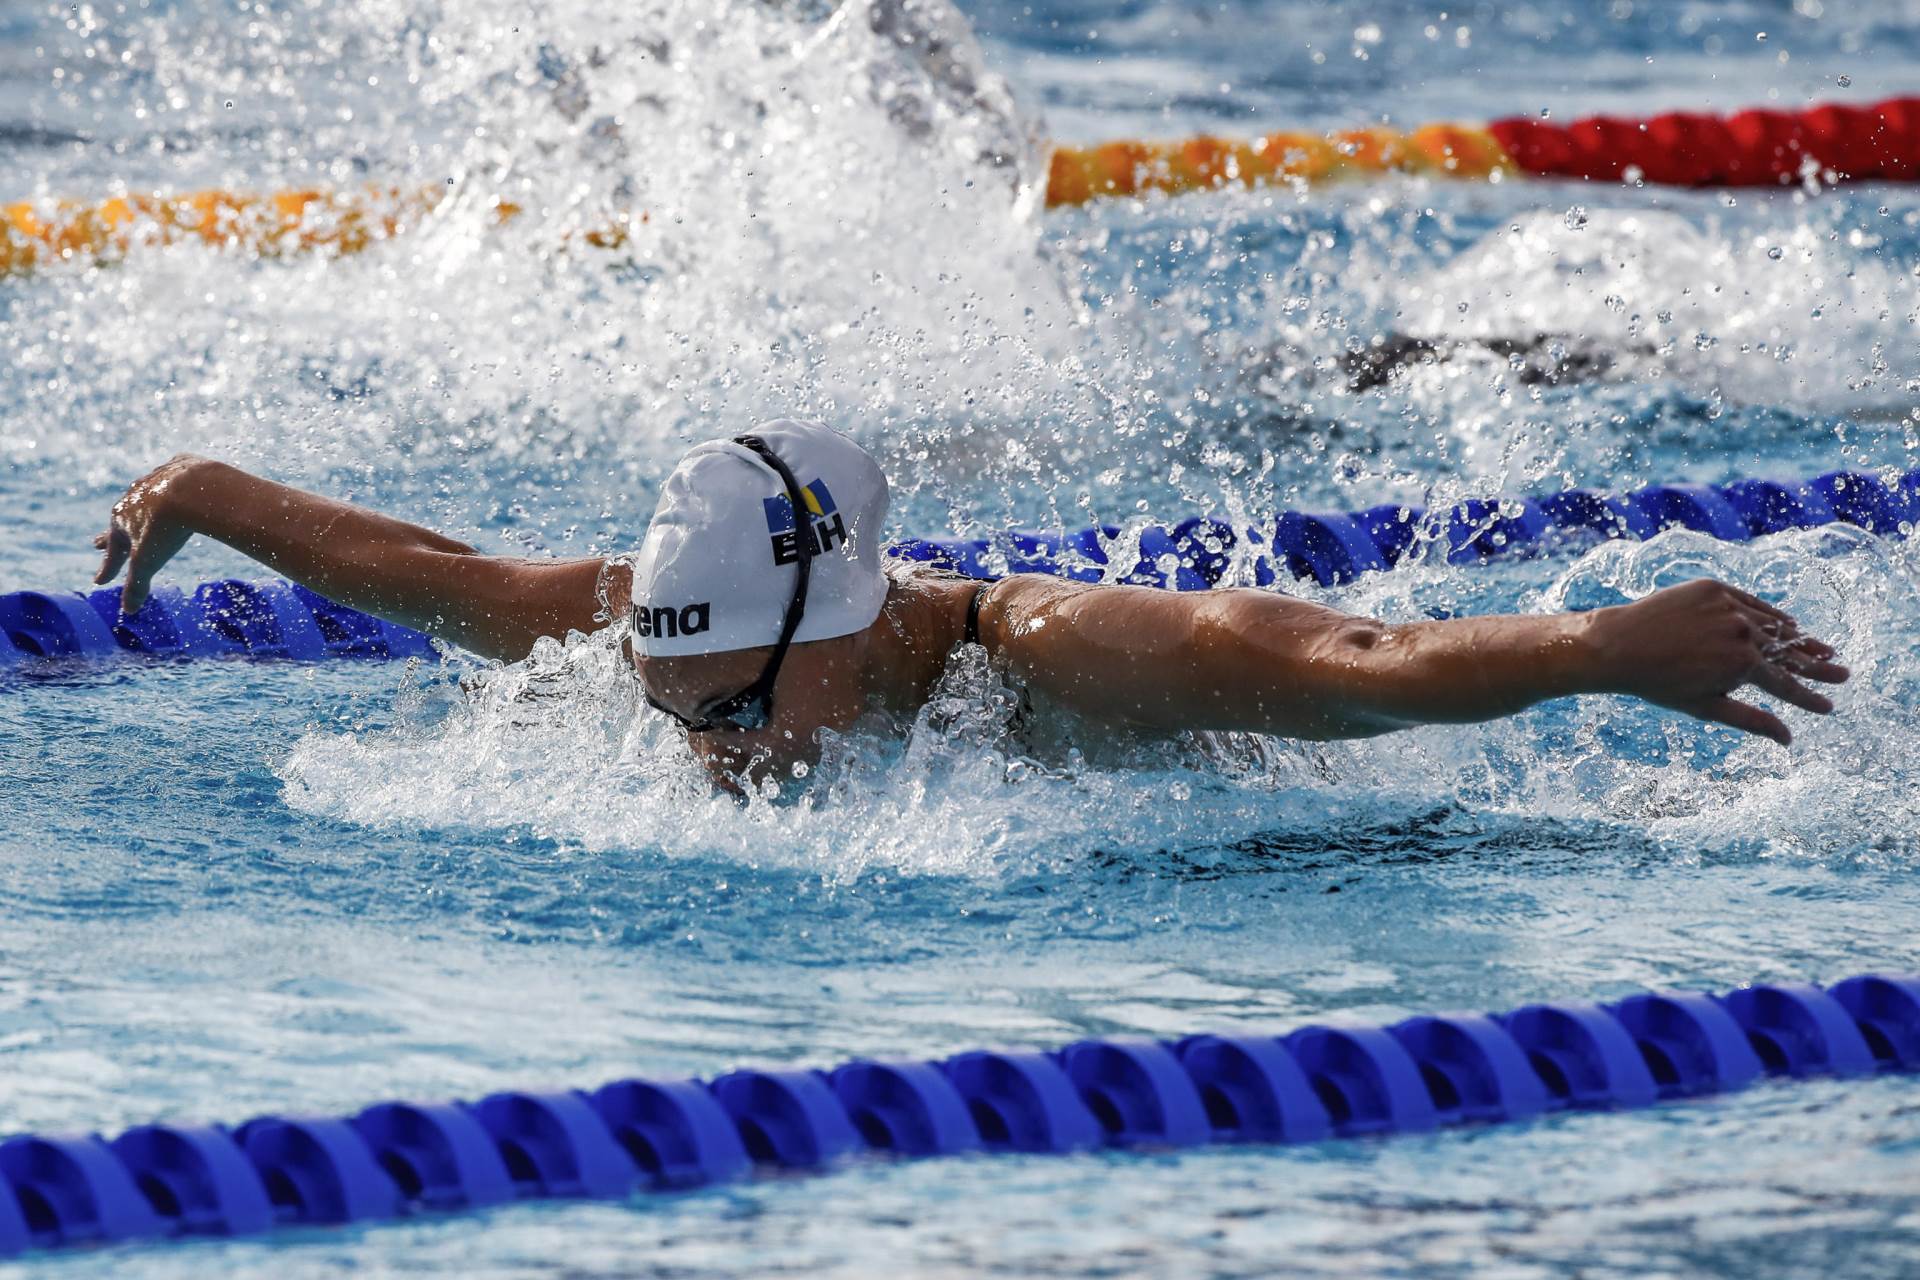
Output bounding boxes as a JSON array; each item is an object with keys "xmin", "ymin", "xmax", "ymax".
[
  {"xmin": 968, "ymin": 573, "xmax": 1102, "ymax": 653},
  {"xmin": 885, "ymin": 565, "xmax": 1089, "ymax": 653}
]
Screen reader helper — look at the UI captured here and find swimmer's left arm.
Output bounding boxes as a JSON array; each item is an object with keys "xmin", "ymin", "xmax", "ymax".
[
  {"xmin": 983, "ymin": 576, "xmax": 1847, "ymax": 745},
  {"xmin": 94, "ymin": 454, "xmax": 621, "ymax": 659}
]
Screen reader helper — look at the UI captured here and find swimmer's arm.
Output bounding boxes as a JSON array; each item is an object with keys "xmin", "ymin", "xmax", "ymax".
[
  {"xmin": 983, "ymin": 576, "xmax": 1848, "ymax": 745},
  {"xmin": 94, "ymin": 454, "xmax": 616, "ymax": 660}
]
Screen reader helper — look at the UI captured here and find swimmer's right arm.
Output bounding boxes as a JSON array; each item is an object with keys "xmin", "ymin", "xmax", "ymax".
[
  {"xmin": 93, "ymin": 455, "xmax": 614, "ymax": 660},
  {"xmin": 982, "ymin": 575, "xmax": 1848, "ymax": 745}
]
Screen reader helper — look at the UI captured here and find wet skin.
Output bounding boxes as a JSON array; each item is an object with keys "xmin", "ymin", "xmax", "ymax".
[
  {"xmin": 622, "ymin": 571, "xmax": 973, "ymax": 782},
  {"xmin": 95, "ymin": 454, "xmax": 1851, "ymax": 791}
]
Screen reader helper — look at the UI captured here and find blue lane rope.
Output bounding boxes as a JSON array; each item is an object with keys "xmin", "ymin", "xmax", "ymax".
[
  {"xmin": 891, "ymin": 465, "xmax": 1920, "ymax": 591},
  {"xmin": 0, "ymin": 577, "xmax": 436, "ymax": 665},
  {"xmin": 1, "ymin": 974, "xmax": 1915, "ymax": 1258},
  {"xmin": 4, "ymin": 466, "xmax": 1915, "ymax": 664}
]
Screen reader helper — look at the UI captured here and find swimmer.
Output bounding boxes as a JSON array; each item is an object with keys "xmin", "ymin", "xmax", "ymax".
[
  {"xmin": 1245, "ymin": 332, "xmax": 1651, "ymax": 397},
  {"xmin": 95, "ymin": 421, "xmax": 1849, "ymax": 786}
]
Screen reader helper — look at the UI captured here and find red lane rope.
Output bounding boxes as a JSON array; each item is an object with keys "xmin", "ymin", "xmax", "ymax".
[{"xmin": 1487, "ymin": 96, "xmax": 1920, "ymax": 186}]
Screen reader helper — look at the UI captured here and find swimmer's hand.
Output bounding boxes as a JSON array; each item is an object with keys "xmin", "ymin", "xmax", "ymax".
[
  {"xmin": 93, "ymin": 453, "xmax": 206, "ymax": 615},
  {"xmin": 93, "ymin": 454, "xmax": 616, "ymax": 658},
  {"xmin": 1585, "ymin": 579, "xmax": 1849, "ymax": 746}
]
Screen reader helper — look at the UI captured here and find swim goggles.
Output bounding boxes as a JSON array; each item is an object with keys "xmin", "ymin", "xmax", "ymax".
[{"xmin": 642, "ymin": 434, "xmax": 813, "ymax": 733}]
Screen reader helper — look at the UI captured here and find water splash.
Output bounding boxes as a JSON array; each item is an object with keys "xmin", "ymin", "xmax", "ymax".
[
  {"xmin": 1398, "ymin": 206, "xmax": 1920, "ymax": 409},
  {"xmin": 279, "ymin": 524, "xmax": 1920, "ymax": 879},
  {"xmin": 0, "ymin": 0, "xmax": 1101, "ymax": 504}
]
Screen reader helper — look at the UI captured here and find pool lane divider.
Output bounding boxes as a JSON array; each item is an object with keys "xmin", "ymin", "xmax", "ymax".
[
  {"xmin": 1, "ymin": 974, "xmax": 1915, "ymax": 1257},
  {"xmin": 1045, "ymin": 95, "xmax": 1920, "ymax": 206},
  {"xmin": 0, "ymin": 577, "xmax": 435, "ymax": 665},
  {"xmin": 3, "ymin": 465, "xmax": 1914, "ymax": 665},
  {"xmin": 4, "ymin": 97, "xmax": 1916, "ymax": 278}
]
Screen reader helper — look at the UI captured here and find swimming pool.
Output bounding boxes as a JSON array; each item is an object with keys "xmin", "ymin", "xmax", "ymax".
[{"xmin": 5, "ymin": 0, "xmax": 1920, "ymax": 1272}]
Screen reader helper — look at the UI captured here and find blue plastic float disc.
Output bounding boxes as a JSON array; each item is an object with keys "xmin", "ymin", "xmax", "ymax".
[
  {"xmin": 829, "ymin": 1061, "xmax": 982, "ymax": 1156},
  {"xmin": 350, "ymin": 1102, "xmax": 516, "ymax": 1210},
  {"xmin": 589, "ymin": 1079, "xmax": 752, "ymax": 1188},
  {"xmin": 464, "ymin": 1092, "xmax": 638, "ymax": 1199},
  {"xmin": 1715, "ymin": 984, "xmax": 1877, "ymax": 1077},
  {"xmin": 1054, "ymin": 1040, "xmax": 1212, "ymax": 1147},
  {"xmin": 1387, "ymin": 1013, "xmax": 1551, "ymax": 1123},
  {"xmin": 938, "ymin": 1051, "xmax": 1105, "ymax": 1154},
  {"xmin": 0, "ymin": 1134, "xmax": 164, "ymax": 1247},
  {"xmin": 233, "ymin": 1116, "xmax": 404, "ymax": 1224},
  {"xmin": 1827, "ymin": 974, "xmax": 1920, "ymax": 1070},
  {"xmin": 1496, "ymin": 1003, "xmax": 1659, "ymax": 1109},
  {"xmin": 1283, "ymin": 1025, "xmax": 1438, "ymax": 1135},
  {"xmin": 707, "ymin": 1070, "xmax": 864, "ymax": 1169},
  {"xmin": 1605, "ymin": 992, "xmax": 1764, "ymax": 1097},
  {"xmin": 110, "ymin": 1124, "xmax": 276, "ymax": 1238},
  {"xmin": 1172, "ymin": 1034, "xmax": 1332, "ymax": 1144}
]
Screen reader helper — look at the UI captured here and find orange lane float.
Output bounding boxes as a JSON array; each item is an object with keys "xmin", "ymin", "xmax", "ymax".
[
  {"xmin": 0, "ymin": 187, "xmax": 440, "ymax": 277},
  {"xmin": 1042, "ymin": 121, "xmax": 1512, "ymax": 206}
]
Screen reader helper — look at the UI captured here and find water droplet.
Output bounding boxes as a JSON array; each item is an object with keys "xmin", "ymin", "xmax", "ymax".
[
  {"xmin": 1838, "ymin": 75, "xmax": 1852, "ymax": 87},
  {"xmin": 1767, "ymin": 245, "xmax": 1784, "ymax": 260},
  {"xmin": 1564, "ymin": 205, "xmax": 1589, "ymax": 230}
]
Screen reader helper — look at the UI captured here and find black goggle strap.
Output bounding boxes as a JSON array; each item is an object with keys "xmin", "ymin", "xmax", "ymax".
[
  {"xmin": 635, "ymin": 436, "xmax": 814, "ymax": 732},
  {"xmin": 726, "ymin": 433, "xmax": 813, "ymax": 701}
]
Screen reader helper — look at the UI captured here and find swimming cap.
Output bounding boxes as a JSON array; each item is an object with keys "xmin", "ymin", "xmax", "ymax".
[{"xmin": 629, "ymin": 419, "xmax": 890, "ymax": 657}]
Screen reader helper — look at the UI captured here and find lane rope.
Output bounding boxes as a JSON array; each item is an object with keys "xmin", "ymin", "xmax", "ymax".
[
  {"xmin": 4, "ymin": 464, "xmax": 1911, "ymax": 665},
  {"xmin": 3, "ymin": 97, "xmax": 1915, "ymax": 277},
  {"xmin": 0, "ymin": 972, "xmax": 1913, "ymax": 1258},
  {"xmin": 1046, "ymin": 95, "xmax": 1920, "ymax": 205},
  {"xmin": 0, "ymin": 188, "xmax": 616, "ymax": 278}
]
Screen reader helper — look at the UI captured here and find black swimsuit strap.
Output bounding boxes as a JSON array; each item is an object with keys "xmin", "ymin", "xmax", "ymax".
[{"xmin": 964, "ymin": 580, "xmax": 989, "ymax": 648}]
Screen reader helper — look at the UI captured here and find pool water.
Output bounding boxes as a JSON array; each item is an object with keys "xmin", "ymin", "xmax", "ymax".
[{"xmin": 5, "ymin": 0, "xmax": 1920, "ymax": 1273}]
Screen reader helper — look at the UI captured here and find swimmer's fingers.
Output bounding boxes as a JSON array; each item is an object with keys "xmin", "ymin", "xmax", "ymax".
[
  {"xmin": 1775, "ymin": 633, "xmax": 1837, "ymax": 661},
  {"xmin": 1686, "ymin": 695, "xmax": 1792, "ymax": 746},
  {"xmin": 92, "ymin": 523, "xmax": 131, "ymax": 587},
  {"xmin": 118, "ymin": 527, "xmax": 188, "ymax": 616},
  {"xmin": 1748, "ymin": 661, "xmax": 1834, "ymax": 715},
  {"xmin": 120, "ymin": 554, "xmax": 157, "ymax": 615},
  {"xmin": 1736, "ymin": 603, "xmax": 1804, "ymax": 647},
  {"xmin": 1771, "ymin": 639, "xmax": 1849, "ymax": 684},
  {"xmin": 1739, "ymin": 610, "xmax": 1848, "ymax": 679}
]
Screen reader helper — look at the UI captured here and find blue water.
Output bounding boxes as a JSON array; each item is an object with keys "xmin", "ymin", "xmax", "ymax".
[{"xmin": 5, "ymin": 0, "xmax": 1920, "ymax": 1273}]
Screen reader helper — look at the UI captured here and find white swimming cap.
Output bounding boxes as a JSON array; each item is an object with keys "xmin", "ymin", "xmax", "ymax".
[{"xmin": 630, "ymin": 420, "xmax": 891, "ymax": 657}]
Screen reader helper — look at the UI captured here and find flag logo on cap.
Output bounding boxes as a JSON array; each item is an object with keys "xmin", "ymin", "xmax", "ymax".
[{"xmin": 762, "ymin": 479, "xmax": 847, "ymax": 566}]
